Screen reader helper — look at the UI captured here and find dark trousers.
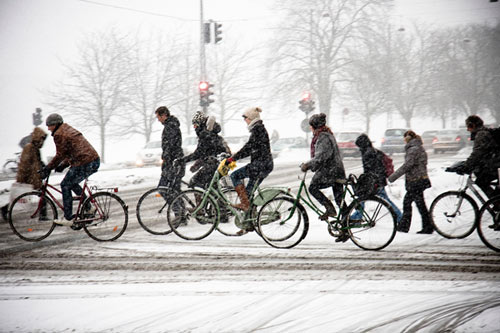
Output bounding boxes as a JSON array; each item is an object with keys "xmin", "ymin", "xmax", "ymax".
[
  {"xmin": 476, "ymin": 173, "xmax": 500, "ymax": 199},
  {"xmin": 309, "ymin": 179, "xmax": 347, "ymax": 214},
  {"xmin": 401, "ymin": 188, "xmax": 431, "ymax": 228},
  {"xmin": 61, "ymin": 158, "xmax": 100, "ymax": 220},
  {"xmin": 158, "ymin": 163, "xmax": 185, "ymax": 214},
  {"xmin": 230, "ymin": 165, "xmax": 270, "ymax": 195}
]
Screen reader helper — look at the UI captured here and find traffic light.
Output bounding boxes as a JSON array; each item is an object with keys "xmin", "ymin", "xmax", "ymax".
[
  {"xmin": 299, "ymin": 93, "xmax": 315, "ymax": 113},
  {"xmin": 203, "ymin": 22, "xmax": 211, "ymax": 43},
  {"xmin": 32, "ymin": 107, "xmax": 42, "ymax": 126},
  {"xmin": 199, "ymin": 81, "xmax": 214, "ymax": 107},
  {"xmin": 214, "ymin": 22, "xmax": 222, "ymax": 44}
]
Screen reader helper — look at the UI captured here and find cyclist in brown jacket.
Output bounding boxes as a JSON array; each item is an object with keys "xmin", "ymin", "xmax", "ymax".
[{"xmin": 40, "ymin": 114, "xmax": 100, "ymax": 226}]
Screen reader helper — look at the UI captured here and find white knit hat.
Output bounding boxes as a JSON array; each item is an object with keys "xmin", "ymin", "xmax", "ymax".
[{"xmin": 243, "ymin": 107, "xmax": 262, "ymax": 121}]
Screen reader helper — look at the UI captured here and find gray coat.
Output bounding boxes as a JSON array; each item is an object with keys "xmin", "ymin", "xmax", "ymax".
[
  {"xmin": 388, "ymin": 138, "xmax": 429, "ymax": 185},
  {"xmin": 306, "ymin": 131, "xmax": 346, "ymax": 183}
]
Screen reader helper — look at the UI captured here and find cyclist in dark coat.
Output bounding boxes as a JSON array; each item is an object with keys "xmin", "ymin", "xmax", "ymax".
[
  {"xmin": 227, "ymin": 107, "xmax": 274, "ymax": 213},
  {"xmin": 155, "ymin": 106, "xmax": 185, "ymax": 204},
  {"xmin": 301, "ymin": 113, "xmax": 346, "ymax": 221},
  {"xmin": 180, "ymin": 111, "xmax": 228, "ymax": 189},
  {"xmin": 388, "ymin": 130, "xmax": 433, "ymax": 234},
  {"xmin": 354, "ymin": 134, "xmax": 402, "ymax": 222},
  {"xmin": 460, "ymin": 115, "xmax": 500, "ymax": 199}
]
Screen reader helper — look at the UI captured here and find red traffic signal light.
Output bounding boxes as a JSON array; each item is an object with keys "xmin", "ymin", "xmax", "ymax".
[
  {"xmin": 199, "ymin": 81, "xmax": 209, "ymax": 91},
  {"xmin": 301, "ymin": 92, "xmax": 311, "ymax": 101}
]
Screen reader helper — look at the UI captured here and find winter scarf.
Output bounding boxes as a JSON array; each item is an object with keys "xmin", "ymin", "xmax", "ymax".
[{"xmin": 311, "ymin": 126, "xmax": 332, "ymax": 158}]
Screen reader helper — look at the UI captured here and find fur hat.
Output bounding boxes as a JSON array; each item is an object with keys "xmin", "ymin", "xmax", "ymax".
[
  {"xmin": 192, "ymin": 111, "xmax": 208, "ymax": 126},
  {"xmin": 243, "ymin": 107, "xmax": 262, "ymax": 121},
  {"xmin": 308, "ymin": 113, "xmax": 327, "ymax": 130}
]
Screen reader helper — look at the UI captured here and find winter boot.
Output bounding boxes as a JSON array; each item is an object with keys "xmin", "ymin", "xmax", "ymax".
[
  {"xmin": 396, "ymin": 220, "xmax": 410, "ymax": 233},
  {"xmin": 319, "ymin": 201, "xmax": 337, "ymax": 221},
  {"xmin": 1, "ymin": 204, "xmax": 8, "ymax": 221},
  {"xmin": 232, "ymin": 184, "xmax": 250, "ymax": 212},
  {"xmin": 416, "ymin": 216, "xmax": 434, "ymax": 234}
]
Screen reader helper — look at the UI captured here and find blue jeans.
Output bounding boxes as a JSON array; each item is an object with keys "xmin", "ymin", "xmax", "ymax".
[
  {"xmin": 61, "ymin": 158, "xmax": 100, "ymax": 220},
  {"xmin": 230, "ymin": 165, "xmax": 269, "ymax": 195},
  {"xmin": 351, "ymin": 187, "xmax": 402, "ymax": 222}
]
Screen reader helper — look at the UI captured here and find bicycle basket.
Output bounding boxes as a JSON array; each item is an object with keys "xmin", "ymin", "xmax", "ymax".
[{"xmin": 353, "ymin": 173, "xmax": 378, "ymax": 199}]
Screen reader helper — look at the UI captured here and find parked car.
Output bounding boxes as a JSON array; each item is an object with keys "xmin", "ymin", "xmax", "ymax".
[
  {"xmin": 380, "ymin": 128, "xmax": 407, "ymax": 155},
  {"xmin": 271, "ymin": 137, "xmax": 308, "ymax": 156},
  {"xmin": 336, "ymin": 131, "xmax": 363, "ymax": 158},
  {"xmin": 421, "ymin": 130, "xmax": 438, "ymax": 151},
  {"xmin": 135, "ymin": 141, "xmax": 162, "ymax": 167},
  {"xmin": 432, "ymin": 129, "xmax": 471, "ymax": 154}
]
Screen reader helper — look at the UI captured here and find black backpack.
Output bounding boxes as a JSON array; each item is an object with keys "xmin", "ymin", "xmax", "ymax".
[
  {"xmin": 353, "ymin": 173, "xmax": 378, "ymax": 200},
  {"xmin": 488, "ymin": 127, "xmax": 500, "ymax": 148}
]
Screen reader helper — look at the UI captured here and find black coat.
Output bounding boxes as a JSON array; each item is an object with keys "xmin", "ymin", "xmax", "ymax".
[
  {"xmin": 161, "ymin": 115, "xmax": 183, "ymax": 168},
  {"xmin": 464, "ymin": 126, "xmax": 500, "ymax": 177},
  {"xmin": 233, "ymin": 120, "xmax": 274, "ymax": 179},
  {"xmin": 355, "ymin": 134, "xmax": 387, "ymax": 188}
]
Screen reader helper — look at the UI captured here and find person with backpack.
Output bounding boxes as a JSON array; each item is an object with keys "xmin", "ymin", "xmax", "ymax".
[
  {"xmin": 388, "ymin": 130, "xmax": 433, "ymax": 234},
  {"xmin": 351, "ymin": 134, "xmax": 402, "ymax": 223},
  {"xmin": 454, "ymin": 115, "xmax": 500, "ymax": 200},
  {"xmin": 176, "ymin": 111, "xmax": 229, "ymax": 189}
]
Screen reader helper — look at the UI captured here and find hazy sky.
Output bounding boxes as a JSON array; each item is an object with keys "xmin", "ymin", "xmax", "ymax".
[{"xmin": 0, "ymin": 0, "xmax": 498, "ymax": 163}]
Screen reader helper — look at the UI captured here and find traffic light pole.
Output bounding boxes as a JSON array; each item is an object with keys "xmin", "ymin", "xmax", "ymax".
[{"xmin": 200, "ymin": 0, "xmax": 207, "ymax": 112}]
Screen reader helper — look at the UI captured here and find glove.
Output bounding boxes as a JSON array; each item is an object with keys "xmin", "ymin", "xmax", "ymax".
[
  {"xmin": 300, "ymin": 163, "xmax": 309, "ymax": 172},
  {"xmin": 55, "ymin": 163, "xmax": 69, "ymax": 173},
  {"xmin": 39, "ymin": 166, "xmax": 50, "ymax": 179}
]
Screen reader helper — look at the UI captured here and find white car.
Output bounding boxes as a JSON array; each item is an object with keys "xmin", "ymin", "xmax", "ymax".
[{"xmin": 135, "ymin": 141, "xmax": 162, "ymax": 167}]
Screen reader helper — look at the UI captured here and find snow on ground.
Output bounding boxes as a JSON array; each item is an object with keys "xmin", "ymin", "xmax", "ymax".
[{"xmin": 1, "ymin": 147, "xmax": 499, "ymax": 332}]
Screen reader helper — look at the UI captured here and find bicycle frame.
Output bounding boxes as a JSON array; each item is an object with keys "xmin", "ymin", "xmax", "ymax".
[{"xmin": 451, "ymin": 174, "xmax": 490, "ymax": 217}]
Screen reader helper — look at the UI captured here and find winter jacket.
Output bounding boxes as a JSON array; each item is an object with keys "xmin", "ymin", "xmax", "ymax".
[
  {"xmin": 232, "ymin": 120, "xmax": 274, "ymax": 179},
  {"xmin": 388, "ymin": 137, "xmax": 430, "ymax": 190},
  {"xmin": 355, "ymin": 134, "xmax": 387, "ymax": 188},
  {"xmin": 463, "ymin": 126, "xmax": 500, "ymax": 176},
  {"xmin": 16, "ymin": 127, "xmax": 47, "ymax": 189},
  {"xmin": 305, "ymin": 129, "xmax": 346, "ymax": 183},
  {"xmin": 160, "ymin": 115, "xmax": 184, "ymax": 168},
  {"xmin": 46, "ymin": 123, "xmax": 99, "ymax": 170},
  {"xmin": 183, "ymin": 120, "xmax": 227, "ymax": 165}
]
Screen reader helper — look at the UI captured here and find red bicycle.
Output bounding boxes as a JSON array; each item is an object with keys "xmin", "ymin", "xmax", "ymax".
[{"xmin": 8, "ymin": 171, "xmax": 128, "ymax": 242}]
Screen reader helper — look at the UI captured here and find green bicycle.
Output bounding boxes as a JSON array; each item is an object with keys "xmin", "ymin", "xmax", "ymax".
[
  {"xmin": 256, "ymin": 171, "xmax": 397, "ymax": 250},
  {"xmin": 166, "ymin": 156, "xmax": 289, "ymax": 240}
]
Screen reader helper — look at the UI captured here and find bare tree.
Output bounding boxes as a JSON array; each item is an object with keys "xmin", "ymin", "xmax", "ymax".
[
  {"xmin": 267, "ymin": 0, "xmax": 385, "ymax": 119},
  {"xmin": 46, "ymin": 29, "xmax": 134, "ymax": 162},
  {"xmin": 207, "ymin": 42, "xmax": 261, "ymax": 135}
]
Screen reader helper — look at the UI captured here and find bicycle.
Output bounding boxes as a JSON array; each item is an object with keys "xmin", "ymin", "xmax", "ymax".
[
  {"xmin": 8, "ymin": 170, "xmax": 128, "ymax": 242},
  {"xmin": 429, "ymin": 162, "xmax": 497, "ymax": 239},
  {"xmin": 3, "ymin": 152, "xmax": 20, "ymax": 175},
  {"xmin": 135, "ymin": 166, "xmax": 190, "ymax": 235},
  {"xmin": 166, "ymin": 155, "xmax": 289, "ymax": 240},
  {"xmin": 255, "ymin": 171, "xmax": 397, "ymax": 250},
  {"xmin": 477, "ymin": 195, "xmax": 500, "ymax": 252}
]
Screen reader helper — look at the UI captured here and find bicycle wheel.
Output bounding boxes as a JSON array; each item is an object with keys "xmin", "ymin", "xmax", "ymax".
[
  {"xmin": 136, "ymin": 188, "xmax": 172, "ymax": 235},
  {"xmin": 3, "ymin": 160, "xmax": 18, "ymax": 175},
  {"xmin": 167, "ymin": 189, "xmax": 218, "ymax": 240},
  {"xmin": 477, "ymin": 196, "xmax": 500, "ymax": 252},
  {"xmin": 82, "ymin": 192, "xmax": 128, "ymax": 241},
  {"xmin": 346, "ymin": 196, "xmax": 396, "ymax": 251},
  {"xmin": 9, "ymin": 191, "xmax": 57, "ymax": 241},
  {"xmin": 430, "ymin": 191, "xmax": 478, "ymax": 239},
  {"xmin": 215, "ymin": 188, "xmax": 256, "ymax": 236},
  {"xmin": 256, "ymin": 196, "xmax": 309, "ymax": 249}
]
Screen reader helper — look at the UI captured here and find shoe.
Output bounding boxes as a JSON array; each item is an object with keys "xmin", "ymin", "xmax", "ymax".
[
  {"xmin": 335, "ymin": 232, "xmax": 349, "ymax": 243},
  {"xmin": 54, "ymin": 218, "xmax": 73, "ymax": 226},
  {"xmin": 70, "ymin": 222, "xmax": 83, "ymax": 231},
  {"xmin": 1, "ymin": 205, "xmax": 8, "ymax": 221},
  {"xmin": 396, "ymin": 223, "xmax": 410, "ymax": 233},
  {"xmin": 319, "ymin": 202, "xmax": 337, "ymax": 221},
  {"xmin": 488, "ymin": 223, "xmax": 500, "ymax": 231}
]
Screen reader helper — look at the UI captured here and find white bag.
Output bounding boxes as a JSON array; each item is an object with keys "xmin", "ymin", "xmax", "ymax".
[{"xmin": 9, "ymin": 182, "xmax": 34, "ymax": 204}]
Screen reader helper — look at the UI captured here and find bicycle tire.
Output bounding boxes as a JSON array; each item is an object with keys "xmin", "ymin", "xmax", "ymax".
[
  {"xmin": 167, "ymin": 189, "xmax": 219, "ymax": 240},
  {"xmin": 477, "ymin": 195, "xmax": 500, "ymax": 252},
  {"xmin": 136, "ymin": 188, "xmax": 173, "ymax": 235},
  {"xmin": 3, "ymin": 160, "xmax": 18, "ymax": 175},
  {"xmin": 430, "ymin": 191, "xmax": 478, "ymax": 239},
  {"xmin": 256, "ymin": 196, "xmax": 309, "ymax": 249},
  {"xmin": 215, "ymin": 188, "xmax": 258, "ymax": 237},
  {"xmin": 82, "ymin": 192, "xmax": 128, "ymax": 241},
  {"xmin": 9, "ymin": 191, "xmax": 57, "ymax": 241},
  {"xmin": 346, "ymin": 196, "xmax": 396, "ymax": 251}
]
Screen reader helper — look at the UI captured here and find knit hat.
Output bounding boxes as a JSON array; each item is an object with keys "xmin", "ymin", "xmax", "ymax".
[
  {"xmin": 308, "ymin": 113, "xmax": 327, "ymax": 130},
  {"xmin": 243, "ymin": 107, "xmax": 262, "ymax": 121},
  {"xmin": 355, "ymin": 134, "xmax": 372, "ymax": 149},
  {"xmin": 192, "ymin": 111, "xmax": 208, "ymax": 126}
]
